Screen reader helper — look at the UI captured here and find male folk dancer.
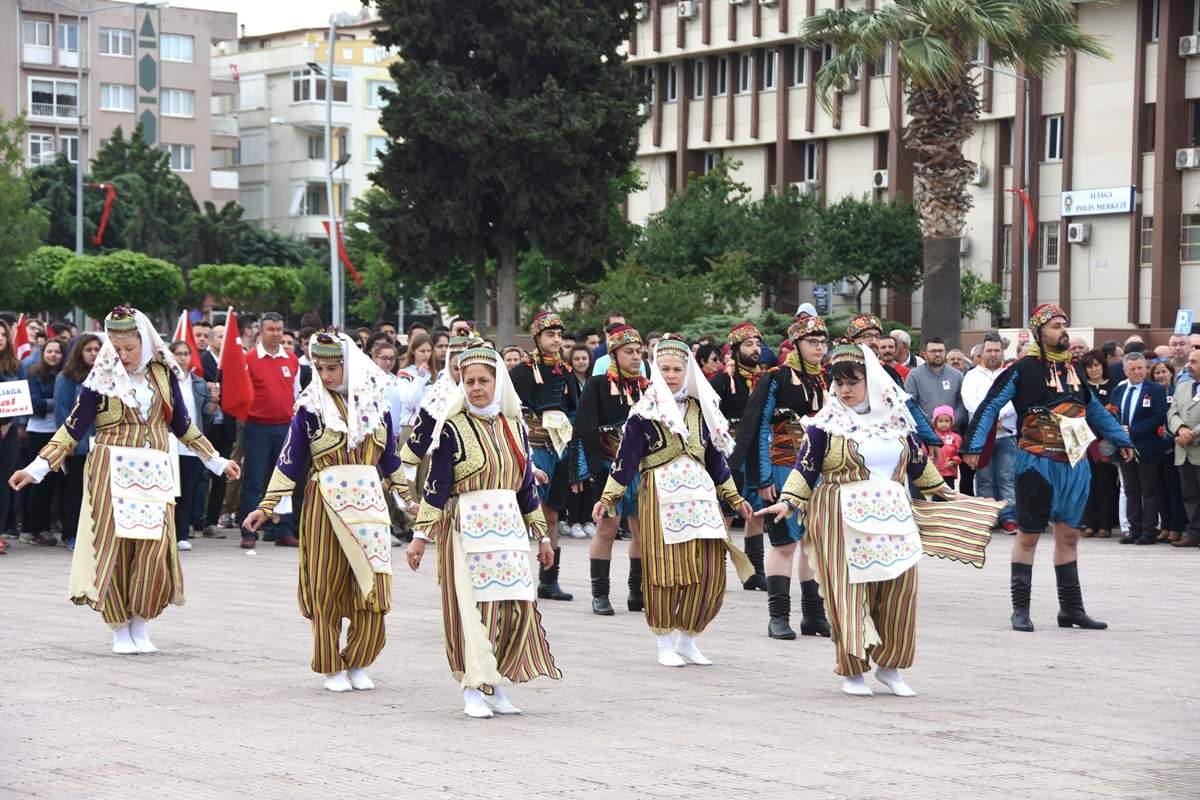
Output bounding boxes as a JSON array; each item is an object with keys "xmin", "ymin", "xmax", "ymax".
[
  {"xmin": 963, "ymin": 305, "xmax": 1135, "ymax": 632},
  {"xmin": 571, "ymin": 324, "xmax": 648, "ymax": 615},
  {"xmin": 509, "ymin": 312, "xmax": 576, "ymax": 602}
]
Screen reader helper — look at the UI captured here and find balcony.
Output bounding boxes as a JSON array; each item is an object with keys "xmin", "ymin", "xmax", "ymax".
[
  {"xmin": 211, "ymin": 170, "xmax": 239, "ymax": 190},
  {"xmin": 29, "ymin": 103, "xmax": 79, "ymax": 121},
  {"xmin": 210, "ymin": 115, "xmax": 238, "ymax": 149},
  {"xmin": 23, "ymin": 44, "xmax": 52, "ymax": 65},
  {"xmin": 211, "ymin": 77, "xmax": 238, "ymax": 97}
]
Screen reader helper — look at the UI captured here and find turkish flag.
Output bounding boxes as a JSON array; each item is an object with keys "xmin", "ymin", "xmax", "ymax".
[
  {"xmin": 218, "ymin": 307, "xmax": 254, "ymax": 420},
  {"xmin": 172, "ymin": 311, "xmax": 204, "ymax": 377},
  {"xmin": 12, "ymin": 315, "xmax": 31, "ymax": 362}
]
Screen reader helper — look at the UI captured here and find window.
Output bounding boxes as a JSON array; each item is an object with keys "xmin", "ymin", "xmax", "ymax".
[
  {"xmin": 1039, "ymin": 221, "xmax": 1060, "ymax": 270},
  {"xmin": 99, "ymin": 83, "xmax": 135, "ymax": 112},
  {"xmin": 666, "ymin": 62, "xmax": 677, "ymax": 102},
  {"xmin": 873, "ymin": 42, "xmax": 891, "ymax": 77},
  {"xmin": 291, "ymin": 67, "xmax": 349, "ymax": 103},
  {"xmin": 307, "ymin": 134, "xmax": 325, "ymax": 160},
  {"xmin": 1043, "ymin": 114, "xmax": 1063, "ymax": 162},
  {"xmin": 1144, "ymin": 0, "xmax": 1160, "ymax": 42},
  {"xmin": 820, "ymin": 42, "xmax": 834, "ymax": 68},
  {"xmin": 1001, "ymin": 224, "xmax": 1013, "ymax": 307},
  {"xmin": 23, "ymin": 20, "xmax": 51, "ymax": 46},
  {"xmin": 715, "ymin": 55, "xmax": 728, "ymax": 96},
  {"xmin": 703, "ymin": 150, "xmax": 720, "ymax": 174},
  {"xmin": 28, "ymin": 133, "xmax": 55, "ymax": 167},
  {"xmin": 1190, "ymin": 100, "xmax": 1200, "ymax": 147},
  {"xmin": 738, "ymin": 53, "xmax": 752, "ymax": 93},
  {"xmin": 763, "ymin": 49, "xmax": 777, "ymax": 90},
  {"xmin": 1140, "ymin": 216, "xmax": 1154, "ymax": 266},
  {"xmin": 58, "ymin": 134, "xmax": 79, "ymax": 164},
  {"xmin": 1143, "ymin": 102, "xmax": 1157, "ymax": 151},
  {"xmin": 794, "ymin": 46, "xmax": 807, "ymax": 86},
  {"xmin": 99, "ymin": 27, "xmax": 133, "ymax": 57},
  {"xmin": 58, "ymin": 22, "xmax": 79, "ymax": 53},
  {"xmin": 367, "ymin": 135, "xmax": 387, "ymax": 163},
  {"xmin": 367, "ymin": 79, "xmax": 395, "ymax": 108},
  {"xmin": 692, "ymin": 59, "xmax": 705, "ymax": 99},
  {"xmin": 162, "ymin": 88, "xmax": 195, "ymax": 117},
  {"xmin": 165, "ymin": 143, "xmax": 194, "ymax": 172},
  {"xmin": 28, "ymin": 77, "xmax": 78, "ymax": 118},
  {"xmin": 303, "ymin": 184, "xmax": 327, "ymax": 216},
  {"xmin": 161, "ymin": 34, "xmax": 194, "ymax": 62},
  {"xmin": 644, "ymin": 66, "xmax": 656, "ymax": 105},
  {"xmin": 803, "ymin": 141, "xmax": 819, "ymax": 182},
  {"xmin": 1183, "ymin": 214, "xmax": 1200, "ymax": 264}
]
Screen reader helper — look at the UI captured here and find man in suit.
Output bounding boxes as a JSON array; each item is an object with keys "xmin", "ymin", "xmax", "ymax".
[
  {"xmin": 1112, "ymin": 352, "xmax": 1170, "ymax": 545},
  {"xmin": 1167, "ymin": 347, "xmax": 1200, "ymax": 547}
]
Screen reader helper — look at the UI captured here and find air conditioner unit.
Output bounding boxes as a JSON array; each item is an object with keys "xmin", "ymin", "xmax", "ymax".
[
  {"xmin": 730, "ymin": 0, "xmax": 748, "ymax": 4},
  {"xmin": 871, "ymin": 169, "xmax": 889, "ymax": 189},
  {"xmin": 1067, "ymin": 222, "xmax": 1090, "ymax": 244},
  {"xmin": 1181, "ymin": 35, "xmax": 1200, "ymax": 57},
  {"xmin": 959, "ymin": 238, "xmax": 971, "ymax": 256},
  {"xmin": 1178, "ymin": 148, "xmax": 1200, "ymax": 170},
  {"xmin": 791, "ymin": 179, "xmax": 819, "ymax": 196},
  {"xmin": 678, "ymin": 1, "xmax": 699, "ymax": 20},
  {"xmin": 968, "ymin": 163, "xmax": 988, "ymax": 186},
  {"xmin": 759, "ymin": 0, "xmax": 779, "ymax": 6},
  {"xmin": 637, "ymin": 102, "xmax": 649, "ymax": 116},
  {"xmin": 634, "ymin": 2, "xmax": 649, "ymax": 21},
  {"xmin": 837, "ymin": 76, "xmax": 860, "ymax": 95},
  {"xmin": 835, "ymin": 278, "xmax": 856, "ymax": 296}
]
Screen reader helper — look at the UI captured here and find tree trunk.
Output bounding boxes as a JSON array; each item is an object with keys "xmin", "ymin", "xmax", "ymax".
[
  {"xmin": 472, "ymin": 252, "xmax": 489, "ymax": 333},
  {"xmin": 496, "ymin": 244, "xmax": 519, "ymax": 348},
  {"xmin": 920, "ymin": 237, "xmax": 963, "ymax": 348},
  {"xmin": 870, "ymin": 283, "xmax": 882, "ymax": 317}
]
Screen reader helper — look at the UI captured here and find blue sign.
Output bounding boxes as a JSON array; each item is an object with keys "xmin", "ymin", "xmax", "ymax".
[
  {"xmin": 812, "ymin": 284, "xmax": 832, "ymax": 315},
  {"xmin": 1174, "ymin": 309, "xmax": 1194, "ymax": 336}
]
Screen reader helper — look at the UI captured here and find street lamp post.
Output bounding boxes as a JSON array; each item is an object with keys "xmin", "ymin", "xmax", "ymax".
[{"xmin": 321, "ymin": 12, "xmax": 356, "ymax": 329}]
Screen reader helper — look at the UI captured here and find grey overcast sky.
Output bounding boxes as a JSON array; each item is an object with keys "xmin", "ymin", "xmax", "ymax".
[{"xmin": 182, "ymin": 0, "xmax": 371, "ymax": 37}]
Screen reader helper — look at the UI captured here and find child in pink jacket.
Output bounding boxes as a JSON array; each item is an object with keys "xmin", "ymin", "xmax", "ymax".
[{"xmin": 931, "ymin": 404, "xmax": 962, "ymax": 489}]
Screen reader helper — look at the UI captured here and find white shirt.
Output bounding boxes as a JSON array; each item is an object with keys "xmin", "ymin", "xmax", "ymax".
[
  {"xmin": 961, "ymin": 364, "xmax": 1017, "ymax": 438},
  {"xmin": 856, "ymin": 437, "xmax": 905, "ymax": 481},
  {"xmin": 1122, "ymin": 381, "xmax": 1144, "ymax": 424}
]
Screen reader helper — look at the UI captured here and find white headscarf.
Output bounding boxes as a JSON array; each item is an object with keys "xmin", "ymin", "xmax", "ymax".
[
  {"xmin": 83, "ymin": 309, "xmax": 186, "ymax": 409},
  {"xmin": 630, "ymin": 342, "xmax": 735, "ymax": 456},
  {"xmin": 296, "ymin": 331, "xmax": 390, "ymax": 452},
  {"xmin": 808, "ymin": 345, "xmax": 916, "ymax": 444},
  {"xmin": 427, "ymin": 348, "xmax": 523, "ymax": 456}
]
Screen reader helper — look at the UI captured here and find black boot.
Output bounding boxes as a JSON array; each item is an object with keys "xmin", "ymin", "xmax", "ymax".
[
  {"xmin": 590, "ymin": 558, "xmax": 614, "ymax": 615},
  {"xmin": 798, "ymin": 579, "xmax": 831, "ymax": 637},
  {"xmin": 1055, "ymin": 561, "xmax": 1107, "ymax": 630},
  {"xmin": 741, "ymin": 533, "xmax": 768, "ymax": 591},
  {"xmin": 537, "ymin": 546, "xmax": 573, "ymax": 601},
  {"xmin": 1010, "ymin": 562, "xmax": 1035, "ymax": 632},
  {"xmin": 766, "ymin": 575, "xmax": 796, "ymax": 639},
  {"xmin": 627, "ymin": 558, "xmax": 644, "ymax": 612}
]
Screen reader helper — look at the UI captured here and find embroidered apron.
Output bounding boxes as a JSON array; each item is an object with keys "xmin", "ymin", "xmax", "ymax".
[
  {"xmin": 840, "ymin": 480, "xmax": 923, "ymax": 584},
  {"xmin": 316, "ymin": 465, "xmax": 392, "ymax": 600},
  {"xmin": 654, "ymin": 456, "xmax": 727, "ymax": 545},
  {"xmin": 540, "ymin": 409, "xmax": 573, "ymax": 457},
  {"xmin": 456, "ymin": 488, "xmax": 535, "ymax": 602},
  {"xmin": 108, "ymin": 446, "xmax": 176, "ymax": 540}
]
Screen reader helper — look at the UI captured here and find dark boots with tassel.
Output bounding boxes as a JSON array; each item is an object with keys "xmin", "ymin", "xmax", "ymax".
[
  {"xmin": 1010, "ymin": 562, "xmax": 1034, "ymax": 631},
  {"xmin": 590, "ymin": 558, "xmax": 615, "ymax": 615},
  {"xmin": 741, "ymin": 533, "xmax": 768, "ymax": 591},
  {"xmin": 627, "ymin": 558, "xmax": 644, "ymax": 612},
  {"xmin": 537, "ymin": 546, "xmax": 573, "ymax": 601},
  {"xmin": 766, "ymin": 575, "xmax": 796, "ymax": 639},
  {"xmin": 798, "ymin": 579, "xmax": 831, "ymax": 637},
  {"xmin": 1055, "ymin": 561, "xmax": 1107, "ymax": 629}
]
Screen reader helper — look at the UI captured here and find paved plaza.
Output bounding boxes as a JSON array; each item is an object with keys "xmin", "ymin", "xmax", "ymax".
[{"xmin": 2, "ymin": 531, "xmax": 1197, "ymax": 800}]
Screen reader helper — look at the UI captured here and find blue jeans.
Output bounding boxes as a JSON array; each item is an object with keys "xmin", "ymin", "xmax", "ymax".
[
  {"xmin": 973, "ymin": 435, "xmax": 1017, "ymax": 524},
  {"xmin": 238, "ymin": 421, "xmax": 293, "ymax": 541}
]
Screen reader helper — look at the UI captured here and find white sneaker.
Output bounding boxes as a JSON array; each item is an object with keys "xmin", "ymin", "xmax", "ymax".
[
  {"xmin": 463, "ymin": 688, "xmax": 494, "ymax": 718},
  {"xmin": 177, "ymin": 540, "xmax": 192, "ymax": 551},
  {"xmin": 569, "ymin": 523, "xmax": 587, "ymax": 539},
  {"xmin": 583, "ymin": 522, "xmax": 596, "ymax": 538},
  {"xmin": 112, "ymin": 624, "xmax": 139, "ymax": 655},
  {"xmin": 874, "ymin": 667, "xmax": 917, "ymax": 697},
  {"xmin": 347, "ymin": 667, "xmax": 375, "ymax": 690},
  {"xmin": 557, "ymin": 521, "xmax": 570, "ymax": 537},
  {"xmin": 483, "ymin": 687, "xmax": 522, "ymax": 715},
  {"xmin": 656, "ymin": 634, "xmax": 686, "ymax": 667},
  {"xmin": 391, "ymin": 534, "xmax": 403, "ymax": 546},
  {"xmin": 842, "ymin": 674, "xmax": 874, "ymax": 696},
  {"xmin": 673, "ymin": 632, "xmax": 713, "ymax": 666},
  {"xmin": 128, "ymin": 616, "xmax": 157, "ymax": 654},
  {"xmin": 324, "ymin": 671, "xmax": 353, "ymax": 692}
]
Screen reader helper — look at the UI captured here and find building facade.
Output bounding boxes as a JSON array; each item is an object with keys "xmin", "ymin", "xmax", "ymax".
[
  {"xmin": 625, "ymin": 0, "xmax": 1200, "ymax": 333},
  {"xmin": 1, "ymin": 0, "xmax": 239, "ymax": 206},
  {"xmin": 211, "ymin": 14, "xmax": 397, "ymax": 244}
]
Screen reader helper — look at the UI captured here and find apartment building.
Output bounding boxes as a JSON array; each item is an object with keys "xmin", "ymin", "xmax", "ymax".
[
  {"xmin": 211, "ymin": 12, "xmax": 397, "ymax": 244},
  {"xmin": 0, "ymin": 0, "xmax": 239, "ymax": 206},
  {"xmin": 626, "ymin": 0, "xmax": 1200, "ymax": 334}
]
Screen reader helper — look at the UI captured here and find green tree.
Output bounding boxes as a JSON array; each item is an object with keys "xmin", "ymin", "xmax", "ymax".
[
  {"xmin": 372, "ymin": 0, "xmax": 646, "ymax": 344},
  {"xmin": 806, "ymin": 196, "xmax": 924, "ymax": 311},
  {"xmin": 235, "ymin": 225, "xmax": 322, "ymax": 267},
  {"xmin": 293, "ymin": 261, "xmax": 332, "ymax": 319},
  {"xmin": 189, "ymin": 264, "xmax": 304, "ymax": 315},
  {"xmin": 28, "ymin": 155, "xmax": 78, "ymax": 249},
  {"xmin": 805, "ymin": 0, "xmax": 1107, "ymax": 345},
  {"xmin": 11, "ymin": 246, "xmax": 74, "ymax": 314},
  {"xmin": 0, "ymin": 113, "xmax": 50, "ymax": 278},
  {"xmin": 54, "ymin": 250, "xmax": 185, "ymax": 319},
  {"xmin": 740, "ymin": 187, "xmax": 820, "ymax": 307},
  {"xmin": 186, "ymin": 201, "xmax": 250, "ymax": 266},
  {"xmin": 960, "ymin": 266, "xmax": 1004, "ymax": 322}
]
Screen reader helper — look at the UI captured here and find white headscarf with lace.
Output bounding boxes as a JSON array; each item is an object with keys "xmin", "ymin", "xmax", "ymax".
[
  {"xmin": 427, "ymin": 348, "xmax": 523, "ymax": 456},
  {"xmin": 809, "ymin": 344, "xmax": 916, "ymax": 444},
  {"xmin": 630, "ymin": 340, "xmax": 735, "ymax": 456},
  {"xmin": 83, "ymin": 308, "xmax": 186, "ymax": 410},
  {"xmin": 296, "ymin": 331, "xmax": 390, "ymax": 452}
]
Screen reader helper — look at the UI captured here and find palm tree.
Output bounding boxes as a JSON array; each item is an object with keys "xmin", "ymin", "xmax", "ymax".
[{"xmin": 804, "ymin": 0, "xmax": 1108, "ymax": 345}]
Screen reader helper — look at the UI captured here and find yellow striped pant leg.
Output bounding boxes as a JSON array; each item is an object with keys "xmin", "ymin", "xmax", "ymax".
[
  {"xmin": 306, "ymin": 520, "xmax": 350, "ymax": 674},
  {"xmin": 643, "ymin": 580, "xmax": 677, "ymax": 635},
  {"xmin": 127, "ymin": 523, "xmax": 177, "ymax": 621},
  {"xmin": 807, "ymin": 527, "xmax": 870, "ymax": 676},
  {"xmin": 866, "ymin": 567, "xmax": 919, "ymax": 671},
  {"xmin": 680, "ymin": 540, "xmax": 727, "ymax": 635},
  {"xmin": 489, "ymin": 600, "xmax": 561, "ymax": 685},
  {"xmin": 343, "ymin": 573, "xmax": 390, "ymax": 669},
  {"xmin": 99, "ymin": 538, "xmax": 133, "ymax": 628}
]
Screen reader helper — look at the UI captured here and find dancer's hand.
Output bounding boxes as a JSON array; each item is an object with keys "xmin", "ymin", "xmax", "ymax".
[
  {"xmin": 738, "ymin": 500, "xmax": 753, "ymax": 522},
  {"xmin": 7, "ymin": 470, "xmax": 34, "ymax": 492},
  {"xmin": 533, "ymin": 467, "xmax": 549, "ymax": 485},
  {"xmin": 755, "ymin": 501, "xmax": 790, "ymax": 524},
  {"xmin": 591, "ymin": 501, "xmax": 608, "ymax": 526},
  {"xmin": 537, "ymin": 540, "xmax": 554, "ymax": 568},
  {"xmin": 242, "ymin": 509, "xmax": 268, "ymax": 533},
  {"xmin": 962, "ymin": 453, "xmax": 980, "ymax": 469},
  {"xmin": 757, "ymin": 484, "xmax": 777, "ymax": 503},
  {"xmin": 406, "ymin": 538, "xmax": 425, "ymax": 571},
  {"xmin": 223, "ymin": 461, "xmax": 241, "ymax": 480},
  {"xmin": 1119, "ymin": 447, "xmax": 1135, "ymax": 463},
  {"xmin": 571, "ymin": 481, "xmax": 584, "ymax": 494}
]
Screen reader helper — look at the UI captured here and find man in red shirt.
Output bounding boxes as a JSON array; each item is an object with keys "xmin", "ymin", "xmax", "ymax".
[
  {"xmin": 877, "ymin": 334, "xmax": 910, "ymax": 380},
  {"xmin": 238, "ymin": 311, "xmax": 301, "ymax": 548}
]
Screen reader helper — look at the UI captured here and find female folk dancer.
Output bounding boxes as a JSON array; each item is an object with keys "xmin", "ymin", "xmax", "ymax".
[{"xmin": 9, "ymin": 307, "xmax": 239, "ymax": 654}]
